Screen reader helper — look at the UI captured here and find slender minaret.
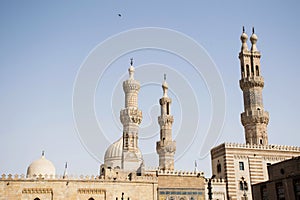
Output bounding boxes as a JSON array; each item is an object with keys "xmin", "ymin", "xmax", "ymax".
[
  {"xmin": 156, "ymin": 75, "xmax": 176, "ymax": 170},
  {"xmin": 239, "ymin": 27, "xmax": 269, "ymax": 145},
  {"xmin": 120, "ymin": 58, "xmax": 143, "ymax": 171}
]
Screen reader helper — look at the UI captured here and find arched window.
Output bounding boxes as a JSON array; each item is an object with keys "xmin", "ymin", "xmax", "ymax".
[
  {"xmin": 217, "ymin": 163, "xmax": 222, "ymax": 173},
  {"xmin": 256, "ymin": 65, "xmax": 260, "ymax": 76},
  {"xmin": 166, "ymin": 102, "xmax": 170, "ymax": 115},
  {"xmin": 240, "ymin": 181, "xmax": 244, "ymax": 190},
  {"xmin": 34, "ymin": 198, "xmax": 40, "ymax": 200},
  {"xmin": 241, "ymin": 65, "xmax": 245, "ymax": 77},
  {"xmin": 101, "ymin": 167, "xmax": 105, "ymax": 176},
  {"xmin": 88, "ymin": 198, "xmax": 95, "ymax": 200},
  {"xmin": 246, "ymin": 65, "xmax": 250, "ymax": 77}
]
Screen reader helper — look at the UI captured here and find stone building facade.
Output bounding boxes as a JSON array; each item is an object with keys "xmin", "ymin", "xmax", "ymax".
[
  {"xmin": 252, "ymin": 156, "xmax": 300, "ymax": 200},
  {"xmin": 210, "ymin": 28, "xmax": 300, "ymax": 200}
]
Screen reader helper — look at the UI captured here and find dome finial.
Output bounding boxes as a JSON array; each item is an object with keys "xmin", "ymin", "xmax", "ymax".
[
  {"xmin": 243, "ymin": 26, "xmax": 245, "ymax": 33},
  {"xmin": 128, "ymin": 58, "xmax": 135, "ymax": 80},
  {"xmin": 42, "ymin": 150, "xmax": 45, "ymax": 157},
  {"xmin": 252, "ymin": 27, "xmax": 255, "ymax": 34}
]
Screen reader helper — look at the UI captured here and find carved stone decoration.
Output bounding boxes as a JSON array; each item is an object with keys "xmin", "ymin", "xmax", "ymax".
[
  {"xmin": 77, "ymin": 188, "xmax": 106, "ymax": 194},
  {"xmin": 22, "ymin": 188, "xmax": 53, "ymax": 194}
]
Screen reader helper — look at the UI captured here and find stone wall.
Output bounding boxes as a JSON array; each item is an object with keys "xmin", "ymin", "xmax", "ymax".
[{"xmin": 0, "ymin": 174, "xmax": 157, "ymax": 200}]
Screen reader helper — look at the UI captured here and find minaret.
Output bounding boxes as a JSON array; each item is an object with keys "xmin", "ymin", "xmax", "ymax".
[
  {"xmin": 120, "ymin": 58, "xmax": 143, "ymax": 171},
  {"xmin": 239, "ymin": 27, "xmax": 269, "ymax": 145},
  {"xmin": 156, "ymin": 75, "xmax": 176, "ymax": 170}
]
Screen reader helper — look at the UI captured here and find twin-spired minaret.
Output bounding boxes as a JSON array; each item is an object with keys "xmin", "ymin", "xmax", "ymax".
[
  {"xmin": 120, "ymin": 59, "xmax": 143, "ymax": 171},
  {"xmin": 156, "ymin": 75, "xmax": 176, "ymax": 170},
  {"xmin": 239, "ymin": 27, "xmax": 269, "ymax": 145}
]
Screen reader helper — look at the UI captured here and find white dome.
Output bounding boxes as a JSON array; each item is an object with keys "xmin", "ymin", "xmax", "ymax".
[
  {"xmin": 26, "ymin": 154, "xmax": 56, "ymax": 178},
  {"xmin": 104, "ymin": 137, "xmax": 143, "ymax": 169},
  {"xmin": 104, "ymin": 137, "xmax": 123, "ymax": 168}
]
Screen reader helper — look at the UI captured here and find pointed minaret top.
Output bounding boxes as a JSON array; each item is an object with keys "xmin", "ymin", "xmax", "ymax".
[
  {"xmin": 128, "ymin": 58, "xmax": 135, "ymax": 80},
  {"xmin": 130, "ymin": 58, "xmax": 133, "ymax": 66},
  {"xmin": 250, "ymin": 27, "xmax": 258, "ymax": 52},
  {"xmin": 162, "ymin": 74, "xmax": 169, "ymax": 97},
  {"xmin": 41, "ymin": 150, "xmax": 45, "ymax": 157},
  {"xmin": 240, "ymin": 26, "xmax": 248, "ymax": 52},
  {"xmin": 63, "ymin": 162, "xmax": 68, "ymax": 178}
]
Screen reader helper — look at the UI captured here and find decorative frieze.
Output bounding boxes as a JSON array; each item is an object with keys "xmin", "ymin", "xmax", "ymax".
[
  {"xmin": 77, "ymin": 188, "xmax": 105, "ymax": 194},
  {"xmin": 22, "ymin": 188, "xmax": 52, "ymax": 194}
]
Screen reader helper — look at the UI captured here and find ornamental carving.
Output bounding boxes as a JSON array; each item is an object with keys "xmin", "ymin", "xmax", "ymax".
[
  {"xmin": 123, "ymin": 80, "xmax": 140, "ymax": 92},
  {"xmin": 77, "ymin": 188, "xmax": 106, "ymax": 194},
  {"xmin": 120, "ymin": 108, "xmax": 143, "ymax": 124},
  {"xmin": 158, "ymin": 116, "xmax": 174, "ymax": 127},
  {"xmin": 240, "ymin": 77, "xmax": 264, "ymax": 90},
  {"xmin": 156, "ymin": 141, "xmax": 176, "ymax": 154},
  {"xmin": 241, "ymin": 111, "xmax": 269, "ymax": 125},
  {"xmin": 22, "ymin": 188, "xmax": 52, "ymax": 194}
]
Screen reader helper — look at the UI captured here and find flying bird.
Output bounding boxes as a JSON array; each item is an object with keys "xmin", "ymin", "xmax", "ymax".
[{"xmin": 118, "ymin": 13, "xmax": 122, "ymax": 17}]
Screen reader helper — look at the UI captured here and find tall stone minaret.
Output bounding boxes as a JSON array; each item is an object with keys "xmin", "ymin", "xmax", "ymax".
[
  {"xmin": 120, "ymin": 59, "xmax": 143, "ymax": 171},
  {"xmin": 156, "ymin": 75, "xmax": 176, "ymax": 170},
  {"xmin": 239, "ymin": 27, "xmax": 269, "ymax": 145}
]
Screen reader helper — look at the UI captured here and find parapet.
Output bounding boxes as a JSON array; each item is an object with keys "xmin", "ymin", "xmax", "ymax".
[
  {"xmin": 157, "ymin": 170, "xmax": 204, "ymax": 177},
  {"xmin": 212, "ymin": 142, "xmax": 300, "ymax": 153}
]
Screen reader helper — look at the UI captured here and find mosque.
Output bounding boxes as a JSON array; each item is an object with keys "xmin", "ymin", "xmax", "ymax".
[{"xmin": 1, "ymin": 29, "xmax": 300, "ymax": 200}]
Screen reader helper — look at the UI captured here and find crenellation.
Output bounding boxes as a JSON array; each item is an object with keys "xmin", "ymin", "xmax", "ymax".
[
  {"xmin": 157, "ymin": 169, "xmax": 204, "ymax": 177},
  {"xmin": 220, "ymin": 142, "xmax": 300, "ymax": 152}
]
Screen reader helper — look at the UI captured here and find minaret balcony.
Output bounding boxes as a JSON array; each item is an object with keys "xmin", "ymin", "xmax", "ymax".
[
  {"xmin": 156, "ymin": 141, "xmax": 176, "ymax": 154},
  {"xmin": 240, "ymin": 76, "xmax": 264, "ymax": 90},
  {"xmin": 123, "ymin": 79, "xmax": 140, "ymax": 93},
  {"xmin": 241, "ymin": 110, "xmax": 269, "ymax": 126},
  {"xmin": 158, "ymin": 115, "xmax": 174, "ymax": 127},
  {"xmin": 120, "ymin": 108, "xmax": 142, "ymax": 124}
]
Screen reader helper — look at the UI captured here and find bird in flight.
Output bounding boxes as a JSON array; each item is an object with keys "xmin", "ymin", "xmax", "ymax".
[{"xmin": 118, "ymin": 13, "xmax": 122, "ymax": 17}]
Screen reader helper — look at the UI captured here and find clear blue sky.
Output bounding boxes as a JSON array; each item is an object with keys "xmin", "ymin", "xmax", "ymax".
[{"xmin": 1, "ymin": 1, "xmax": 300, "ymax": 176}]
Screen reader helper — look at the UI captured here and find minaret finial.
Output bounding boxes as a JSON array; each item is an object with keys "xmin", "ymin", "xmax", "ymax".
[
  {"xmin": 42, "ymin": 150, "xmax": 45, "ymax": 157},
  {"xmin": 128, "ymin": 58, "xmax": 135, "ymax": 80},
  {"xmin": 240, "ymin": 27, "xmax": 248, "ymax": 51},
  {"xmin": 250, "ymin": 27, "xmax": 258, "ymax": 52},
  {"xmin": 130, "ymin": 58, "xmax": 133, "ymax": 66},
  {"xmin": 162, "ymin": 74, "xmax": 168, "ymax": 97}
]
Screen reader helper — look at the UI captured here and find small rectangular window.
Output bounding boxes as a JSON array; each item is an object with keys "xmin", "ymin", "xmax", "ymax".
[
  {"xmin": 276, "ymin": 182, "xmax": 285, "ymax": 200},
  {"xmin": 261, "ymin": 185, "xmax": 268, "ymax": 200},
  {"xmin": 239, "ymin": 162, "xmax": 245, "ymax": 170}
]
